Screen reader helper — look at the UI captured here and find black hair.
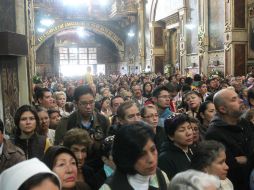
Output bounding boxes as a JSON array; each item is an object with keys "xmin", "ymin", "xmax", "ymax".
[
  {"xmin": 43, "ymin": 146, "xmax": 78, "ymax": 170},
  {"xmin": 182, "ymin": 84, "xmax": 191, "ymax": 93},
  {"xmin": 164, "ymin": 114, "xmax": 190, "ymax": 137},
  {"xmin": 248, "ymin": 87, "xmax": 254, "ymax": 106},
  {"xmin": 152, "ymin": 85, "xmax": 169, "ymax": 98},
  {"xmin": 14, "ymin": 105, "xmax": 40, "ymax": 137},
  {"xmin": 0, "ymin": 119, "xmax": 4, "ymax": 134},
  {"xmin": 193, "ymin": 74, "xmax": 202, "ymax": 82},
  {"xmin": 34, "ymin": 87, "xmax": 51, "ymax": 101},
  {"xmin": 184, "ymin": 77, "xmax": 193, "ymax": 86},
  {"xmin": 191, "ymin": 140, "xmax": 225, "ymax": 171},
  {"xmin": 73, "ymin": 85, "xmax": 94, "ymax": 102},
  {"xmin": 113, "ymin": 121, "xmax": 155, "ymax": 175},
  {"xmin": 143, "ymin": 82, "xmax": 153, "ymax": 93},
  {"xmin": 196, "ymin": 101, "xmax": 213, "ymax": 124},
  {"xmin": 18, "ymin": 173, "xmax": 60, "ymax": 190},
  {"xmin": 110, "ymin": 95, "xmax": 124, "ymax": 107},
  {"xmin": 166, "ymin": 83, "xmax": 179, "ymax": 93},
  {"xmin": 47, "ymin": 109, "xmax": 60, "ymax": 117}
]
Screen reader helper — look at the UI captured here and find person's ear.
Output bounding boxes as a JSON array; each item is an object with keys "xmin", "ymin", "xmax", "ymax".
[
  {"xmin": 168, "ymin": 135, "xmax": 174, "ymax": 141},
  {"xmin": 200, "ymin": 112, "xmax": 205, "ymax": 120},
  {"xmin": 218, "ymin": 106, "xmax": 226, "ymax": 114}
]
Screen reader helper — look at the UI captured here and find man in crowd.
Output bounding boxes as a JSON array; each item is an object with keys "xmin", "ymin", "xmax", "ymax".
[
  {"xmin": 152, "ymin": 86, "xmax": 172, "ymax": 127},
  {"xmin": 35, "ymin": 87, "xmax": 54, "ymax": 109},
  {"xmin": 206, "ymin": 88, "xmax": 254, "ymax": 190},
  {"xmin": 55, "ymin": 85, "xmax": 110, "ymax": 171}
]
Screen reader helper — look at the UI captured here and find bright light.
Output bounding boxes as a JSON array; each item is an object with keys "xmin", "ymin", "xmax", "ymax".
[
  {"xmin": 40, "ymin": 18, "xmax": 55, "ymax": 27},
  {"xmin": 128, "ymin": 31, "xmax": 135, "ymax": 37},
  {"xmin": 37, "ymin": 28, "xmax": 46, "ymax": 33},
  {"xmin": 99, "ymin": 0, "xmax": 109, "ymax": 6},
  {"xmin": 76, "ymin": 27, "xmax": 88, "ymax": 38},
  {"xmin": 62, "ymin": 0, "xmax": 87, "ymax": 6},
  {"xmin": 185, "ymin": 23, "xmax": 195, "ymax": 30},
  {"xmin": 60, "ymin": 65, "xmax": 96, "ymax": 77}
]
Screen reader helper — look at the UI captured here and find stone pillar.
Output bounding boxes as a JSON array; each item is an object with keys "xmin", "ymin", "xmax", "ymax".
[
  {"xmin": 224, "ymin": 0, "xmax": 247, "ymax": 75},
  {"xmin": 138, "ymin": 0, "xmax": 146, "ymax": 72},
  {"xmin": 179, "ymin": 7, "xmax": 188, "ymax": 74},
  {"xmin": 198, "ymin": 0, "xmax": 209, "ymax": 75},
  {"xmin": 0, "ymin": 0, "xmax": 29, "ymax": 134}
]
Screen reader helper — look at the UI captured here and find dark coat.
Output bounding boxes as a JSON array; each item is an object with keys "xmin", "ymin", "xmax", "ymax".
[
  {"xmin": 55, "ymin": 110, "xmax": 110, "ymax": 172},
  {"xmin": 14, "ymin": 133, "xmax": 46, "ymax": 160},
  {"xmin": 0, "ymin": 139, "xmax": 25, "ymax": 173},
  {"xmin": 158, "ymin": 138, "xmax": 193, "ymax": 179},
  {"xmin": 55, "ymin": 110, "xmax": 110, "ymax": 145},
  {"xmin": 206, "ymin": 114, "xmax": 254, "ymax": 190}
]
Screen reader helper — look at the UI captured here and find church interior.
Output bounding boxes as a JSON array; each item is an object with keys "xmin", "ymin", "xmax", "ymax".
[{"xmin": 0, "ymin": 0, "xmax": 253, "ymax": 124}]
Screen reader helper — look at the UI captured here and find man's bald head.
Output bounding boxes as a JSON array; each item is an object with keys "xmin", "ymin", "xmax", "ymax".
[
  {"xmin": 213, "ymin": 89, "xmax": 231, "ymax": 110},
  {"xmin": 213, "ymin": 88, "xmax": 244, "ymax": 117}
]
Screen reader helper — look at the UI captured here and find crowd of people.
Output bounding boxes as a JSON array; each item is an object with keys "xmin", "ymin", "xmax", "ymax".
[{"xmin": 1, "ymin": 71, "xmax": 254, "ymax": 190}]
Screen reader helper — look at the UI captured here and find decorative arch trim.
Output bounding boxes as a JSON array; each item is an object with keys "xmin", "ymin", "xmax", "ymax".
[{"xmin": 35, "ymin": 21, "xmax": 124, "ymax": 59}]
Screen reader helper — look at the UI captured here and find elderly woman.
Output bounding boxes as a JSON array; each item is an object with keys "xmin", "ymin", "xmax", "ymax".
[
  {"xmin": 63, "ymin": 128, "xmax": 99, "ymax": 190},
  {"xmin": 100, "ymin": 121, "xmax": 170, "ymax": 190},
  {"xmin": 43, "ymin": 146, "xmax": 91, "ymax": 190},
  {"xmin": 169, "ymin": 169, "xmax": 221, "ymax": 190},
  {"xmin": 191, "ymin": 140, "xmax": 233, "ymax": 190}
]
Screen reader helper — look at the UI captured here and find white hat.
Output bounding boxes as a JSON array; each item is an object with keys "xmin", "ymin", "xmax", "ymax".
[{"xmin": 0, "ymin": 158, "xmax": 61, "ymax": 190}]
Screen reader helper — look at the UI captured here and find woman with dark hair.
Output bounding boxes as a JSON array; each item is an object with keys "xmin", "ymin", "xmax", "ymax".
[
  {"xmin": 191, "ymin": 140, "xmax": 233, "ymax": 190},
  {"xmin": 14, "ymin": 105, "xmax": 51, "ymax": 160},
  {"xmin": 196, "ymin": 101, "xmax": 216, "ymax": 140},
  {"xmin": 158, "ymin": 114, "xmax": 193, "ymax": 179},
  {"xmin": 100, "ymin": 121, "xmax": 169, "ymax": 190},
  {"xmin": 185, "ymin": 91, "xmax": 203, "ymax": 118},
  {"xmin": 248, "ymin": 87, "xmax": 254, "ymax": 109},
  {"xmin": 0, "ymin": 158, "xmax": 61, "ymax": 190},
  {"xmin": 142, "ymin": 82, "xmax": 153, "ymax": 98},
  {"xmin": 43, "ymin": 146, "xmax": 91, "ymax": 190}
]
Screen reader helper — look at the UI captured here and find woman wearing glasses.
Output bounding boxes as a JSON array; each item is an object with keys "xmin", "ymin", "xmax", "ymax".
[
  {"xmin": 158, "ymin": 113, "xmax": 193, "ymax": 179},
  {"xmin": 100, "ymin": 122, "xmax": 170, "ymax": 190},
  {"xmin": 141, "ymin": 104, "xmax": 167, "ymax": 151}
]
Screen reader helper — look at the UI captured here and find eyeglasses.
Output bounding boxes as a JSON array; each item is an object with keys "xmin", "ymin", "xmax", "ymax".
[{"xmin": 79, "ymin": 100, "xmax": 94, "ymax": 107}]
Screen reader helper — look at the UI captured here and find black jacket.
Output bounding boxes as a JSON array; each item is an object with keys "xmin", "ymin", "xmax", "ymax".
[
  {"xmin": 206, "ymin": 114, "xmax": 254, "ymax": 190},
  {"xmin": 14, "ymin": 133, "xmax": 46, "ymax": 160},
  {"xmin": 158, "ymin": 138, "xmax": 193, "ymax": 179}
]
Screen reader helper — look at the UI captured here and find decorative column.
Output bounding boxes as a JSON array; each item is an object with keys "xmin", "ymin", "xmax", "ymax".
[
  {"xmin": 198, "ymin": 0, "xmax": 209, "ymax": 75},
  {"xmin": 138, "ymin": 0, "xmax": 146, "ymax": 72},
  {"xmin": 0, "ymin": 0, "xmax": 29, "ymax": 134},
  {"xmin": 149, "ymin": 21, "xmax": 165, "ymax": 73},
  {"xmin": 179, "ymin": 7, "xmax": 188, "ymax": 74},
  {"xmin": 224, "ymin": 0, "xmax": 247, "ymax": 75}
]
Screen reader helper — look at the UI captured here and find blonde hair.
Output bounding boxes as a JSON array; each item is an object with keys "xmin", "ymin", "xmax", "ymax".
[{"xmin": 53, "ymin": 91, "xmax": 66, "ymax": 100}]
